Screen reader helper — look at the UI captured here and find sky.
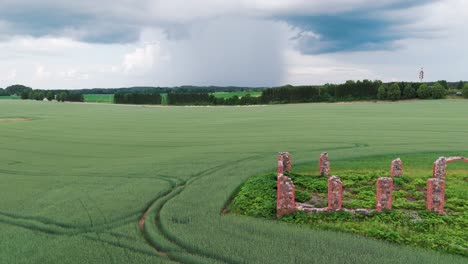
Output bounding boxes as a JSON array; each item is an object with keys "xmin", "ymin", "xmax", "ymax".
[{"xmin": 0, "ymin": 0, "xmax": 467, "ymax": 89}]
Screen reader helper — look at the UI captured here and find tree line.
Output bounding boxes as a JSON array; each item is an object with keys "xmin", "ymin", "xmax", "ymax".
[
  {"xmin": 20, "ymin": 90, "xmax": 84, "ymax": 102},
  {"xmin": 114, "ymin": 93, "xmax": 161, "ymax": 104},
  {"xmin": 5, "ymin": 80, "xmax": 468, "ymax": 105}
]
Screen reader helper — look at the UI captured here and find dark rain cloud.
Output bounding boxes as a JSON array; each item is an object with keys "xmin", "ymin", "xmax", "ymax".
[{"xmin": 283, "ymin": 0, "xmax": 438, "ymax": 54}]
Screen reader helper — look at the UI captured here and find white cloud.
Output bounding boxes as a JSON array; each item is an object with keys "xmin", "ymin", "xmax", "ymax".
[
  {"xmin": 34, "ymin": 65, "xmax": 51, "ymax": 80},
  {"xmin": 122, "ymin": 44, "xmax": 160, "ymax": 74}
]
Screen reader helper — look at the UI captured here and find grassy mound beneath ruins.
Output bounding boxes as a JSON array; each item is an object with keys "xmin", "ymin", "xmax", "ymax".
[{"xmin": 230, "ymin": 153, "xmax": 468, "ymax": 256}]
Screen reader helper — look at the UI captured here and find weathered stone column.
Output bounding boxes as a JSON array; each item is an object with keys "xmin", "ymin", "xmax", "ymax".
[
  {"xmin": 319, "ymin": 152, "xmax": 330, "ymax": 177},
  {"xmin": 327, "ymin": 176, "xmax": 342, "ymax": 211},
  {"xmin": 376, "ymin": 177, "xmax": 393, "ymax": 212},
  {"xmin": 433, "ymin": 157, "xmax": 447, "ymax": 180},
  {"xmin": 277, "ymin": 174, "xmax": 296, "ymax": 217},
  {"xmin": 427, "ymin": 178, "xmax": 445, "ymax": 214},
  {"xmin": 277, "ymin": 152, "xmax": 291, "ymax": 175},
  {"xmin": 390, "ymin": 158, "xmax": 403, "ymax": 177}
]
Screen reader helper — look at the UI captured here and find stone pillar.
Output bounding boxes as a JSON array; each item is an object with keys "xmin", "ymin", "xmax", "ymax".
[
  {"xmin": 319, "ymin": 152, "xmax": 330, "ymax": 177},
  {"xmin": 433, "ymin": 157, "xmax": 447, "ymax": 180},
  {"xmin": 390, "ymin": 158, "xmax": 403, "ymax": 177},
  {"xmin": 327, "ymin": 176, "xmax": 342, "ymax": 211},
  {"xmin": 427, "ymin": 178, "xmax": 445, "ymax": 214},
  {"xmin": 376, "ymin": 177, "xmax": 393, "ymax": 212},
  {"xmin": 277, "ymin": 174, "xmax": 296, "ymax": 217},
  {"xmin": 277, "ymin": 152, "xmax": 291, "ymax": 175}
]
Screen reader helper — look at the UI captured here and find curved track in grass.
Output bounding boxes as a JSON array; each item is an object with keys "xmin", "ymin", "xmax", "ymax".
[{"xmin": 0, "ymin": 100, "xmax": 467, "ymax": 263}]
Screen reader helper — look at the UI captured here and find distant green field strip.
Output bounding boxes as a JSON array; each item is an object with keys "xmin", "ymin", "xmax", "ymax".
[
  {"xmin": 211, "ymin": 91, "xmax": 261, "ymax": 99},
  {"xmin": 83, "ymin": 94, "xmax": 114, "ymax": 103},
  {"xmin": 0, "ymin": 95, "xmax": 20, "ymax": 100}
]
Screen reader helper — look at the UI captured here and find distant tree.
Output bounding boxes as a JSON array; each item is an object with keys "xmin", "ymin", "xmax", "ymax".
[
  {"xmin": 0, "ymin": 88, "xmax": 6, "ymax": 96},
  {"xmin": 33, "ymin": 91, "xmax": 45, "ymax": 100},
  {"xmin": 417, "ymin": 84, "xmax": 431, "ymax": 99},
  {"xmin": 20, "ymin": 91, "xmax": 29, "ymax": 99},
  {"xmin": 5, "ymin": 84, "xmax": 32, "ymax": 95},
  {"xmin": 402, "ymin": 84, "xmax": 416, "ymax": 99},
  {"xmin": 46, "ymin": 91, "xmax": 55, "ymax": 101},
  {"xmin": 387, "ymin": 83, "xmax": 401, "ymax": 101},
  {"xmin": 377, "ymin": 85, "xmax": 387, "ymax": 100},
  {"xmin": 463, "ymin": 83, "xmax": 468, "ymax": 99},
  {"xmin": 57, "ymin": 92, "xmax": 68, "ymax": 102},
  {"xmin": 437, "ymin": 80, "xmax": 448, "ymax": 90},
  {"xmin": 431, "ymin": 83, "xmax": 446, "ymax": 99},
  {"xmin": 456, "ymin": 81, "xmax": 464, "ymax": 90}
]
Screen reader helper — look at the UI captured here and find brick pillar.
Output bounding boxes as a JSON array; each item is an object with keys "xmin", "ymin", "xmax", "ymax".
[
  {"xmin": 319, "ymin": 152, "xmax": 330, "ymax": 177},
  {"xmin": 278, "ymin": 152, "xmax": 291, "ymax": 175},
  {"xmin": 376, "ymin": 177, "xmax": 393, "ymax": 212},
  {"xmin": 277, "ymin": 174, "xmax": 296, "ymax": 217},
  {"xmin": 427, "ymin": 178, "xmax": 445, "ymax": 214},
  {"xmin": 327, "ymin": 176, "xmax": 342, "ymax": 211},
  {"xmin": 390, "ymin": 158, "xmax": 403, "ymax": 177},
  {"xmin": 433, "ymin": 157, "xmax": 447, "ymax": 180}
]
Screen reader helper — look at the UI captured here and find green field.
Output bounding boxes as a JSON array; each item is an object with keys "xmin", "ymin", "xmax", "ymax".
[
  {"xmin": 83, "ymin": 94, "xmax": 114, "ymax": 103},
  {"xmin": 0, "ymin": 95, "xmax": 20, "ymax": 100},
  {"xmin": 211, "ymin": 91, "xmax": 262, "ymax": 99},
  {"xmin": 0, "ymin": 100, "xmax": 467, "ymax": 263}
]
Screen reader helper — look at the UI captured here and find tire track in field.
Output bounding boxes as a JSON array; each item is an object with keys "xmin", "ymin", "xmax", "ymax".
[
  {"xmin": 139, "ymin": 156, "xmax": 262, "ymax": 264},
  {"xmin": 0, "ymin": 175, "xmax": 180, "ymax": 236},
  {"xmin": 79, "ymin": 198, "xmax": 116, "ymax": 264}
]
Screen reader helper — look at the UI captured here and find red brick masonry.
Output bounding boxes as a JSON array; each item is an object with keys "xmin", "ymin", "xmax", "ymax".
[
  {"xmin": 376, "ymin": 177, "xmax": 393, "ymax": 212},
  {"xmin": 390, "ymin": 158, "xmax": 403, "ymax": 177}
]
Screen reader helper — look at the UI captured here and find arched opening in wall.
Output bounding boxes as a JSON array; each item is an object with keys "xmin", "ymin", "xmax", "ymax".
[{"xmin": 428, "ymin": 156, "xmax": 467, "ymax": 213}]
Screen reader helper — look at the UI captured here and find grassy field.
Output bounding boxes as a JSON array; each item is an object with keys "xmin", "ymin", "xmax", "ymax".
[
  {"xmin": 83, "ymin": 94, "xmax": 114, "ymax": 103},
  {"xmin": 0, "ymin": 99, "xmax": 467, "ymax": 263},
  {"xmin": 211, "ymin": 91, "xmax": 262, "ymax": 98},
  {"xmin": 0, "ymin": 95, "xmax": 20, "ymax": 100}
]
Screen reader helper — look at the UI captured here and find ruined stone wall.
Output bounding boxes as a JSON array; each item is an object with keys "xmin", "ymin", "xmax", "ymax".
[
  {"xmin": 390, "ymin": 158, "xmax": 403, "ymax": 177},
  {"xmin": 433, "ymin": 157, "xmax": 447, "ymax": 180},
  {"xmin": 277, "ymin": 152, "xmax": 291, "ymax": 174},
  {"xmin": 319, "ymin": 152, "xmax": 330, "ymax": 177},
  {"xmin": 277, "ymin": 175, "xmax": 296, "ymax": 217},
  {"xmin": 327, "ymin": 176, "xmax": 342, "ymax": 211},
  {"xmin": 427, "ymin": 178, "xmax": 445, "ymax": 214},
  {"xmin": 275, "ymin": 153, "xmax": 464, "ymax": 217},
  {"xmin": 376, "ymin": 177, "xmax": 393, "ymax": 211}
]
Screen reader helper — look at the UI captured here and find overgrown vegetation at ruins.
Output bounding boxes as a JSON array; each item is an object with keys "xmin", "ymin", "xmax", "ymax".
[{"xmin": 231, "ymin": 153, "xmax": 468, "ymax": 256}]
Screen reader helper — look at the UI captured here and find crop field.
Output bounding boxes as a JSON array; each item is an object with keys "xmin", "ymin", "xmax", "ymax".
[
  {"xmin": 0, "ymin": 95, "xmax": 20, "ymax": 100},
  {"xmin": 83, "ymin": 94, "xmax": 114, "ymax": 103},
  {"xmin": 210, "ymin": 91, "xmax": 262, "ymax": 99},
  {"xmin": 0, "ymin": 99, "xmax": 467, "ymax": 263}
]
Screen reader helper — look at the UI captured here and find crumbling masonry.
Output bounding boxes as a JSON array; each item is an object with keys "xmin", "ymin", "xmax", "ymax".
[
  {"xmin": 426, "ymin": 178, "xmax": 445, "ymax": 214},
  {"xmin": 276, "ymin": 153, "xmax": 466, "ymax": 217},
  {"xmin": 426, "ymin": 156, "xmax": 467, "ymax": 213},
  {"xmin": 319, "ymin": 152, "xmax": 330, "ymax": 177},
  {"xmin": 376, "ymin": 177, "xmax": 393, "ymax": 212},
  {"xmin": 277, "ymin": 152, "xmax": 291, "ymax": 175},
  {"xmin": 390, "ymin": 158, "xmax": 403, "ymax": 177},
  {"xmin": 276, "ymin": 152, "xmax": 296, "ymax": 217},
  {"xmin": 327, "ymin": 176, "xmax": 343, "ymax": 211}
]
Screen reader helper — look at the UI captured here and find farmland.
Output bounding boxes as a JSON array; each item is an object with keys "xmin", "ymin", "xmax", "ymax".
[
  {"xmin": 211, "ymin": 91, "xmax": 262, "ymax": 98},
  {"xmin": 83, "ymin": 94, "xmax": 114, "ymax": 103},
  {"xmin": 0, "ymin": 99, "xmax": 467, "ymax": 263},
  {"xmin": 0, "ymin": 95, "xmax": 20, "ymax": 100}
]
